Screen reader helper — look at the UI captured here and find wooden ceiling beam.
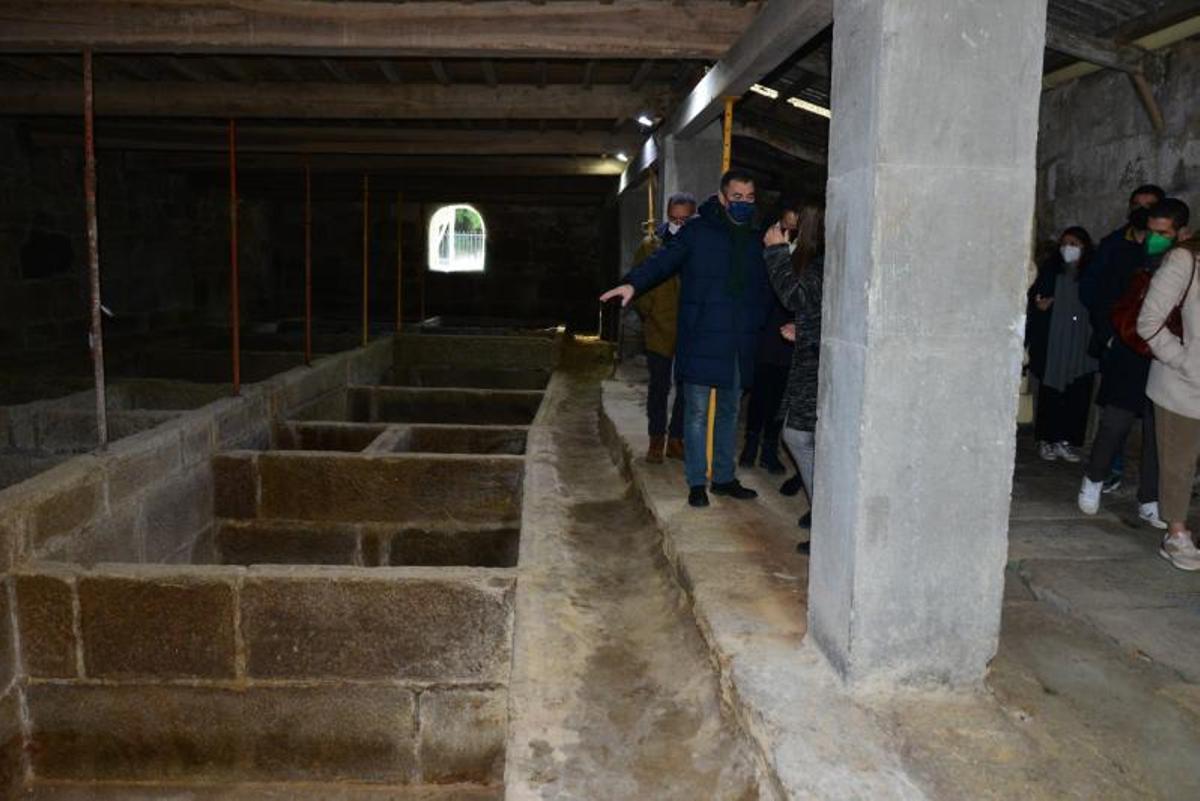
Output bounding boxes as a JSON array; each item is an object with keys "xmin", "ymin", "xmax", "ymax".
[
  {"xmin": 30, "ymin": 125, "xmax": 638, "ymax": 156},
  {"xmin": 0, "ymin": 0, "xmax": 760, "ymax": 59},
  {"xmin": 0, "ymin": 81, "xmax": 673, "ymax": 120},
  {"xmin": 121, "ymin": 152, "xmax": 626, "ymax": 177}
]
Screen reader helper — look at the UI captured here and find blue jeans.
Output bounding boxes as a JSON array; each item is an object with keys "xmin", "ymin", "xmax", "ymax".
[{"xmin": 683, "ymin": 362, "xmax": 741, "ymax": 488}]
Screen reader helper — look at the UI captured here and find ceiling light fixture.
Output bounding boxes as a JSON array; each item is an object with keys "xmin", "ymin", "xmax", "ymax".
[
  {"xmin": 786, "ymin": 97, "xmax": 832, "ymax": 119},
  {"xmin": 749, "ymin": 83, "xmax": 779, "ymax": 100},
  {"xmin": 636, "ymin": 114, "xmax": 655, "ymax": 128},
  {"xmin": 615, "ymin": 151, "xmax": 630, "ymax": 163}
]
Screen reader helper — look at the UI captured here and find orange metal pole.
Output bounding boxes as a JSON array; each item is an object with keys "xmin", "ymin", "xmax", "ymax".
[
  {"xmin": 304, "ymin": 162, "xmax": 312, "ymax": 366},
  {"xmin": 361, "ymin": 173, "xmax": 369, "ymax": 347},
  {"xmin": 229, "ymin": 118, "xmax": 240, "ymax": 395},
  {"xmin": 83, "ymin": 49, "xmax": 107, "ymax": 447},
  {"xmin": 395, "ymin": 192, "xmax": 403, "ymax": 332}
]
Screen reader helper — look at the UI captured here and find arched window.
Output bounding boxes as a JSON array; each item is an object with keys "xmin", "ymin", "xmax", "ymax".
[{"xmin": 428, "ymin": 204, "xmax": 486, "ymax": 273}]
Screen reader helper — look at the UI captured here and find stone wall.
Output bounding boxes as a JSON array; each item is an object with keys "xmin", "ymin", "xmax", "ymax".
[
  {"xmin": 12, "ymin": 563, "xmax": 512, "ymax": 785},
  {"xmin": 1037, "ymin": 37, "xmax": 1200, "ymax": 242},
  {"xmin": 265, "ymin": 195, "xmax": 613, "ymax": 335},
  {"xmin": 0, "ymin": 121, "xmax": 276, "ymax": 354},
  {"xmin": 0, "ymin": 338, "xmax": 393, "ymax": 794}
]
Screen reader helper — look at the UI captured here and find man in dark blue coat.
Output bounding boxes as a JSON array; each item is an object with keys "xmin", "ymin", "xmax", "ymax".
[{"xmin": 601, "ymin": 169, "xmax": 773, "ymax": 508}]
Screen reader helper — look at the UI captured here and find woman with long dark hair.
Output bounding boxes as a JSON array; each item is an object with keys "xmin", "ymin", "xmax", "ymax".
[
  {"xmin": 1026, "ymin": 225, "xmax": 1098, "ymax": 461},
  {"xmin": 763, "ymin": 201, "xmax": 825, "ymax": 534}
]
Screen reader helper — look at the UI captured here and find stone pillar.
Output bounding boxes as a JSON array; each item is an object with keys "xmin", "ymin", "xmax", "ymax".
[
  {"xmin": 660, "ymin": 119, "xmax": 723, "ymax": 209},
  {"xmin": 811, "ymin": 0, "xmax": 1047, "ymax": 686}
]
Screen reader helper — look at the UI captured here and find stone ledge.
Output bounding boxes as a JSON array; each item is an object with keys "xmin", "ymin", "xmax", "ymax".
[{"xmin": 600, "ymin": 379, "xmax": 931, "ymax": 800}]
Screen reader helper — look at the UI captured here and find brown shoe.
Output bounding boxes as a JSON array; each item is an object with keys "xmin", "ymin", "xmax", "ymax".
[
  {"xmin": 666, "ymin": 437, "xmax": 685, "ymax": 461},
  {"xmin": 646, "ymin": 435, "xmax": 666, "ymax": 464}
]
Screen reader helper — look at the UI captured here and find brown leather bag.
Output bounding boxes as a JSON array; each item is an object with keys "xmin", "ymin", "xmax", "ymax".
[{"xmin": 1111, "ymin": 254, "xmax": 1194, "ymax": 358}]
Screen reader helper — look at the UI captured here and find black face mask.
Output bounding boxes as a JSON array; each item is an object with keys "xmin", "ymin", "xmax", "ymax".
[{"xmin": 1128, "ymin": 206, "xmax": 1151, "ymax": 231}]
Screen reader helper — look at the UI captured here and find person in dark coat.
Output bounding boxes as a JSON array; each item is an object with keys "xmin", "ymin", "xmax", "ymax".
[
  {"xmin": 1077, "ymin": 198, "xmax": 1183, "ymax": 530},
  {"xmin": 1077, "ymin": 183, "xmax": 1165, "ymax": 490},
  {"xmin": 1025, "ymin": 226, "xmax": 1097, "ymax": 462},
  {"xmin": 740, "ymin": 206, "xmax": 799, "ymax": 474},
  {"xmin": 763, "ymin": 202, "xmax": 824, "ymax": 539},
  {"xmin": 600, "ymin": 169, "xmax": 773, "ymax": 508}
]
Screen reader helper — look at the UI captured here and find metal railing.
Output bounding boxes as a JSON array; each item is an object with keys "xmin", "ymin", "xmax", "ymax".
[{"xmin": 433, "ymin": 231, "xmax": 485, "ymax": 270}]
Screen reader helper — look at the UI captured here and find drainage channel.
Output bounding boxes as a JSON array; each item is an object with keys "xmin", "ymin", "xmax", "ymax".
[
  {"xmin": 13, "ymin": 333, "xmax": 558, "ymax": 799},
  {"xmin": 506, "ymin": 345, "xmax": 767, "ymax": 800}
]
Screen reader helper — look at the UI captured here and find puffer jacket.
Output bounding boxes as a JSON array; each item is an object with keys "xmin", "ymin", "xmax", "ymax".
[
  {"xmin": 623, "ymin": 196, "xmax": 772, "ymax": 389},
  {"xmin": 631, "ymin": 223, "xmax": 681, "ymax": 357},
  {"xmin": 763, "ymin": 244, "xmax": 823, "ymax": 431},
  {"xmin": 1139, "ymin": 245, "xmax": 1200, "ymax": 419}
]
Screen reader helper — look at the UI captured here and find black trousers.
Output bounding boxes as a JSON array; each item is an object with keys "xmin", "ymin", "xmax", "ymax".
[
  {"xmin": 1086, "ymin": 400, "xmax": 1158, "ymax": 504},
  {"xmin": 646, "ymin": 350, "xmax": 685, "ymax": 439},
  {"xmin": 744, "ymin": 362, "xmax": 789, "ymax": 449},
  {"xmin": 1035, "ymin": 374, "xmax": 1095, "ymax": 446}
]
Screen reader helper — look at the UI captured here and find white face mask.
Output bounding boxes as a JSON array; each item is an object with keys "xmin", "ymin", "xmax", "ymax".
[
  {"xmin": 667, "ymin": 222, "xmax": 682, "ymax": 236},
  {"xmin": 1060, "ymin": 244, "xmax": 1082, "ymax": 264},
  {"xmin": 788, "ymin": 239, "xmax": 799, "ymax": 255}
]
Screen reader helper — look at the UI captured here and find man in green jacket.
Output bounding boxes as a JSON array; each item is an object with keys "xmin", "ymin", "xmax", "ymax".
[{"xmin": 632, "ymin": 192, "xmax": 696, "ymax": 463}]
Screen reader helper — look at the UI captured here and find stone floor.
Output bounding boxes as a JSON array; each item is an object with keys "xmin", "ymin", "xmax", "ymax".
[
  {"xmin": 1008, "ymin": 438, "xmax": 1200, "ymax": 685},
  {"xmin": 24, "ymin": 782, "xmax": 501, "ymax": 800},
  {"xmin": 602, "ymin": 367, "xmax": 1200, "ymax": 800}
]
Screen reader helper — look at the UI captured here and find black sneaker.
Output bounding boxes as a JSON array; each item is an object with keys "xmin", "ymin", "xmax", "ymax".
[
  {"xmin": 798, "ymin": 511, "xmax": 812, "ymax": 529},
  {"xmin": 710, "ymin": 480, "xmax": 758, "ymax": 500},
  {"xmin": 688, "ymin": 486, "xmax": 710, "ymax": 508},
  {"xmin": 796, "ymin": 540, "xmax": 811, "ymax": 555},
  {"xmin": 1102, "ymin": 472, "xmax": 1122, "ymax": 494},
  {"xmin": 779, "ymin": 474, "xmax": 804, "ymax": 497}
]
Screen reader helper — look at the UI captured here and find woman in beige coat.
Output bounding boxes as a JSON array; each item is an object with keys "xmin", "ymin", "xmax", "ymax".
[{"xmin": 1137, "ymin": 201, "xmax": 1200, "ymax": 571}]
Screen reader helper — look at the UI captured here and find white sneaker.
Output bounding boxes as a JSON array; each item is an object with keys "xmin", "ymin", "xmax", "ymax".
[
  {"xmin": 1078, "ymin": 477, "xmax": 1102, "ymax": 515},
  {"xmin": 1055, "ymin": 442, "xmax": 1082, "ymax": 463},
  {"xmin": 1138, "ymin": 502, "xmax": 1169, "ymax": 530},
  {"xmin": 1038, "ymin": 441, "xmax": 1058, "ymax": 461},
  {"xmin": 1159, "ymin": 532, "xmax": 1200, "ymax": 571}
]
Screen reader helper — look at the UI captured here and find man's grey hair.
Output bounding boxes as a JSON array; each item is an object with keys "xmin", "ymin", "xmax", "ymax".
[{"xmin": 666, "ymin": 192, "xmax": 697, "ymax": 209}]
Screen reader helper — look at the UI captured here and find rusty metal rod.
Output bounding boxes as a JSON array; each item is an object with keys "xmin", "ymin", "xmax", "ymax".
[
  {"xmin": 304, "ymin": 162, "xmax": 313, "ymax": 365},
  {"xmin": 83, "ymin": 49, "xmax": 107, "ymax": 448},
  {"xmin": 362, "ymin": 172, "xmax": 369, "ymax": 347},
  {"xmin": 229, "ymin": 118, "xmax": 240, "ymax": 395},
  {"xmin": 395, "ymin": 191, "xmax": 403, "ymax": 333}
]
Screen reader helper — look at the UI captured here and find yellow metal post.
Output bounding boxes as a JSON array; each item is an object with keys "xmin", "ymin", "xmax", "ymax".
[
  {"xmin": 708, "ymin": 96, "xmax": 737, "ymax": 478},
  {"xmin": 646, "ymin": 172, "xmax": 656, "ymax": 233}
]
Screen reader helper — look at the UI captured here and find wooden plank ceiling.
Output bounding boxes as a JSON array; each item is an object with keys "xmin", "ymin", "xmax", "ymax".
[{"xmin": 0, "ymin": 0, "xmax": 1191, "ymax": 189}]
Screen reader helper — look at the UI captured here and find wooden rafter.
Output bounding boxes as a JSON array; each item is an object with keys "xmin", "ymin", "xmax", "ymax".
[
  {"xmin": 0, "ymin": 80, "xmax": 674, "ymax": 120},
  {"xmin": 0, "ymin": 0, "xmax": 760, "ymax": 59}
]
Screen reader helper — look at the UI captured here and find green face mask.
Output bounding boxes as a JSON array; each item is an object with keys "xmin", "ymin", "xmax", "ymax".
[{"xmin": 1146, "ymin": 232, "xmax": 1175, "ymax": 256}]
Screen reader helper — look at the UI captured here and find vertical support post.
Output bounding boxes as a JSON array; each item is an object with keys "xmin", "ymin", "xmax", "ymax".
[
  {"xmin": 812, "ymin": 0, "xmax": 1048, "ymax": 685},
  {"xmin": 228, "ymin": 118, "xmax": 240, "ymax": 396},
  {"xmin": 82, "ymin": 49, "xmax": 107, "ymax": 448},
  {"xmin": 361, "ymin": 173, "xmax": 370, "ymax": 347},
  {"xmin": 646, "ymin": 171, "xmax": 656, "ymax": 233},
  {"xmin": 721, "ymin": 97, "xmax": 735, "ymax": 172},
  {"xmin": 304, "ymin": 162, "xmax": 312, "ymax": 366},
  {"xmin": 395, "ymin": 192, "xmax": 404, "ymax": 332}
]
